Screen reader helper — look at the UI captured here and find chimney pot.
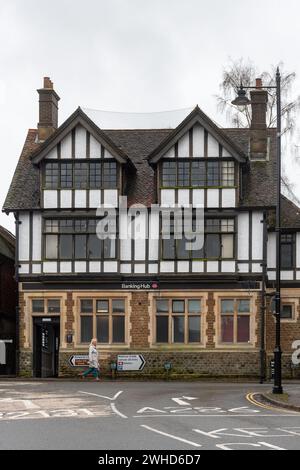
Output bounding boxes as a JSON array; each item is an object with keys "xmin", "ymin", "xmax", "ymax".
[
  {"xmin": 37, "ymin": 77, "xmax": 60, "ymax": 141},
  {"xmin": 43, "ymin": 77, "xmax": 53, "ymax": 89},
  {"xmin": 255, "ymin": 78, "xmax": 262, "ymax": 88}
]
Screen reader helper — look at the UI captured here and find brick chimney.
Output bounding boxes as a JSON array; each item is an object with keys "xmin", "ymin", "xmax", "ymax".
[
  {"xmin": 250, "ymin": 78, "xmax": 268, "ymax": 159},
  {"xmin": 37, "ymin": 77, "xmax": 60, "ymax": 141}
]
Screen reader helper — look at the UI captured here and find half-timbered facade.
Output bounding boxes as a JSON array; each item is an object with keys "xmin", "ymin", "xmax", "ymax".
[{"xmin": 3, "ymin": 77, "xmax": 300, "ymax": 378}]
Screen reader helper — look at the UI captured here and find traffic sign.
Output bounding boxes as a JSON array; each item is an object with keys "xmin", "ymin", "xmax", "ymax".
[
  {"xmin": 69, "ymin": 355, "xmax": 89, "ymax": 367},
  {"xmin": 117, "ymin": 354, "xmax": 145, "ymax": 371}
]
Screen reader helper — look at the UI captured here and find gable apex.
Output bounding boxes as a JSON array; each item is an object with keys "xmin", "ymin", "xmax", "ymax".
[
  {"xmin": 31, "ymin": 107, "xmax": 134, "ymax": 168},
  {"xmin": 148, "ymin": 106, "xmax": 247, "ymax": 164}
]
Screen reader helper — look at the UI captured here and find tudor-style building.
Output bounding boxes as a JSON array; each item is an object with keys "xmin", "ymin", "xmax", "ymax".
[{"xmin": 3, "ymin": 77, "xmax": 300, "ymax": 378}]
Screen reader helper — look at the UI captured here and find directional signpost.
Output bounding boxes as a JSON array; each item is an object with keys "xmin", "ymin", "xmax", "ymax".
[
  {"xmin": 69, "ymin": 355, "xmax": 89, "ymax": 367},
  {"xmin": 117, "ymin": 354, "xmax": 145, "ymax": 371}
]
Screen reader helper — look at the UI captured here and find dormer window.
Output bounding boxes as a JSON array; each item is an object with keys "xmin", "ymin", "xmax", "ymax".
[
  {"xmin": 161, "ymin": 160, "xmax": 235, "ymax": 188},
  {"xmin": 44, "ymin": 160, "xmax": 117, "ymax": 190}
]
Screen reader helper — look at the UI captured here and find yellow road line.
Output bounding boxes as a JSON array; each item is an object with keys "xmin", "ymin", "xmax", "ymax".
[{"xmin": 246, "ymin": 392, "xmax": 299, "ymax": 414}]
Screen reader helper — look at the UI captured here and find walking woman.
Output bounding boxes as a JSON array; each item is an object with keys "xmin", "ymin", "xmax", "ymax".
[{"xmin": 82, "ymin": 338, "xmax": 100, "ymax": 381}]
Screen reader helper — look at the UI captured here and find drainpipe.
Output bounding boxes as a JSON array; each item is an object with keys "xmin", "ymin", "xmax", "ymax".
[
  {"xmin": 260, "ymin": 211, "xmax": 267, "ymax": 383},
  {"xmin": 14, "ymin": 212, "xmax": 20, "ymax": 376}
]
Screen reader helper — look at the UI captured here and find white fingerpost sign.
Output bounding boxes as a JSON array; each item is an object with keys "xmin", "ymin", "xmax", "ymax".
[{"xmin": 117, "ymin": 354, "xmax": 145, "ymax": 371}]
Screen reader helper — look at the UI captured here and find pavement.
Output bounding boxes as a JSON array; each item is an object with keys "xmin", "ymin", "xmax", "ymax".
[{"xmin": 0, "ymin": 379, "xmax": 300, "ymax": 450}]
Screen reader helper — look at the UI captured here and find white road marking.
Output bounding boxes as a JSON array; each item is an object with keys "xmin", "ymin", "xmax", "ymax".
[
  {"xmin": 216, "ymin": 442, "xmax": 285, "ymax": 450},
  {"xmin": 172, "ymin": 396, "xmax": 197, "ymax": 406},
  {"xmin": 78, "ymin": 390, "xmax": 123, "ymax": 401},
  {"xmin": 141, "ymin": 425, "xmax": 202, "ymax": 448},
  {"xmin": 133, "ymin": 413, "xmax": 300, "ymax": 418},
  {"xmin": 193, "ymin": 427, "xmax": 293, "ymax": 439},
  {"xmin": 257, "ymin": 442, "xmax": 286, "ymax": 450},
  {"xmin": 110, "ymin": 402, "xmax": 128, "ymax": 419},
  {"xmin": 0, "ymin": 398, "xmax": 40, "ymax": 409}
]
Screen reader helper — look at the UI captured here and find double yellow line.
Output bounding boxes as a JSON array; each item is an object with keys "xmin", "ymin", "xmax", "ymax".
[{"xmin": 246, "ymin": 392, "xmax": 297, "ymax": 413}]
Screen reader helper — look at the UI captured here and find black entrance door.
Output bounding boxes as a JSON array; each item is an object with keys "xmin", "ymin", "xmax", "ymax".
[{"xmin": 33, "ymin": 317, "xmax": 60, "ymax": 378}]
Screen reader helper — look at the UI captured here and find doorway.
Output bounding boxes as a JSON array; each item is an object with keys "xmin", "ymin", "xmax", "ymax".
[{"xmin": 33, "ymin": 317, "xmax": 60, "ymax": 378}]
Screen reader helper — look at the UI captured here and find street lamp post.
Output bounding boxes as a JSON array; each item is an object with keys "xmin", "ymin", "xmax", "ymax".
[{"xmin": 231, "ymin": 69, "xmax": 283, "ymax": 394}]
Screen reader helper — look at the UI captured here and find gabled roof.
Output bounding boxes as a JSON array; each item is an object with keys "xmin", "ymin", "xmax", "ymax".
[
  {"xmin": 0, "ymin": 225, "xmax": 15, "ymax": 260},
  {"xmin": 31, "ymin": 107, "xmax": 135, "ymax": 169},
  {"xmin": 148, "ymin": 106, "xmax": 247, "ymax": 164}
]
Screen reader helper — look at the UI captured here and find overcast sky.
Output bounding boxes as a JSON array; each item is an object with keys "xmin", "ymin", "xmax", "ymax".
[{"xmin": 1, "ymin": 0, "xmax": 300, "ymax": 233}]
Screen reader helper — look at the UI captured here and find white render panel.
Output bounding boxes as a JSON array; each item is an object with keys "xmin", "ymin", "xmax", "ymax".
[
  {"xmin": 297, "ymin": 233, "xmax": 300, "ymax": 268},
  {"xmin": 32, "ymin": 264, "xmax": 41, "ymax": 274},
  {"xmin": 281, "ymin": 271, "xmax": 294, "ymax": 280},
  {"xmin": 160, "ymin": 261, "xmax": 175, "ymax": 272},
  {"xmin": 177, "ymin": 189, "xmax": 190, "ymax": 207},
  {"xmin": 221, "ymin": 189, "xmax": 236, "ymax": 208},
  {"xmin": 32, "ymin": 213, "xmax": 42, "ymax": 261},
  {"xmin": 163, "ymin": 147, "xmax": 175, "ymax": 158},
  {"xmin": 237, "ymin": 212, "xmax": 249, "ymax": 260},
  {"xmin": 104, "ymin": 148, "xmax": 114, "ymax": 159},
  {"xmin": 297, "ymin": 271, "xmax": 300, "ymax": 280},
  {"xmin": 207, "ymin": 133, "xmax": 219, "ymax": 157},
  {"xmin": 43, "ymin": 190, "xmax": 58, "ymax": 208},
  {"xmin": 206, "ymin": 189, "xmax": 219, "ymax": 208},
  {"xmin": 19, "ymin": 212, "xmax": 30, "ymax": 261},
  {"xmin": 252, "ymin": 263, "xmax": 262, "ymax": 273},
  {"xmin": 252, "ymin": 211, "xmax": 263, "ymax": 260},
  {"xmin": 221, "ymin": 261, "xmax": 235, "ymax": 272},
  {"xmin": 75, "ymin": 261, "xmax": 86, "ymax": 273},
  {"xmin": 60, "ymin": 132, "xmax": 72, "ymax": 158},
  {"xmin": 43, "ymin": 262, "xmax": 57, "ymax": 273},
  {"xmin": 161, "ymin": 189, "xmax": 175, "ymax": 207},
  {"xmin": 89, "ymin": 190, "xmax": 101, "ymax": 208},
  {"xmin": 75, "ymin": 190, "xmax": 87, "ymax": 208},
  {"xmin": 120, "ymin": 212, "xmax": 131, "ymax": 261},
  {"xmin": 148, "ymin": 212, "xmax": 159, "ymax": 261},
  {"xmin": 120, "ymin": 264, "xmax": 132, "ymax": 274},
  {"xmin": 268, "ymin": 271, "xmax": 276, "ymax": 280},
  {"xmin": 89, "ymin": 261, "xmax": 101, "ymax": 273},
  {"xmin": 90, "ymin": 135, "xmax": 101, "ymax": 158},
  {"xmin": 19, "ymin": 264, "xmax": 29, "ymax": 274},
  {"xmin": 104, "ymin": 189, "xmax": 118, "ymax": 207},
  {"xmin": 177, "ymin": 261, "xmax": 189, "ymax": 272},
  {"xmin": 135, "ymin": 239, "xmax": 145, "ymax": 261},
  {"xmin": 75, "ymin": 125, "xmax": 86, "ymax": 158},
  {"xmin": 134, "ymin": 264, "xmax": 146, "ymax": 274},
  {"xmin": 192, "ymin": 124, "xmax": 204, "ymax": 157},
  {"xmin": 207, "ymin": 261, "xmax": 219, "ymax": 272},
  {"xmin": 178, "ymin": 132, "xmax": 189, "ymax": 157},
  {"xmin": 192, "ymin": 261, "xmax": 204, "ymax": 272},
  {"xmin": 45, "ymin": 147, "xmax": 58, "ymax": 159},
  {"xmin": 148, "ymin": 263, "xmax": 158, "ymax": 274},
  {"xmin": 134, "ymin": 211, "xmax": 147, "ymax": 261},
  {"xmin": 103, "ymin": 261, "xmax": 118, "ymax": 272},
  {"xmin": 222, "ymin": 148, "xmax": 231, "ymax": 157},
  {"xmin": 267, "ymin": 232, "xmax": 276, "ymax": 268},
  {"xmin": 192, "ymin": 189, "xmax": 204, "ymax": 208},
  {"xmin": 60, "ymin": 262, "xmax": 72, "ymax": 273},
  {"xmin": 60, "ymin": 190, "xmax": 72, "ymax": 208},
  {"xmin": 238, "ymin": 263, "xmax": 249, "ymax": 273}
]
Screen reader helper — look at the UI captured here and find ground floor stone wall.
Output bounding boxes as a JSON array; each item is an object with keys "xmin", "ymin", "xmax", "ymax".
[{"xmin": 17, "ymin": 285, "xmax": 300, "ymax": 379}]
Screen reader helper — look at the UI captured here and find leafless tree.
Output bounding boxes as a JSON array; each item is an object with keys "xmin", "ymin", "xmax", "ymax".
[
  {"xmin": 216, "ymin": 58, "xmax": 300, "ymax": 203},
  {"xmin": 216, "ymin": 58, "xmax": 300, "ymax": 136}
]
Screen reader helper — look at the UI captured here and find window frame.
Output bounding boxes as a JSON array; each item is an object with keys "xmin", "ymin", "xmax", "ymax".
[
  {"xmin": 78, "ymin": 297, "xmax": 127, "ymax": 345},
  {"xmin": 218, "ymin": 297, "xmax": 253, "ymax": 346},
  {"xmin": 43, "ymin": 217, "xmax": 118, "ymax": 261},
  {"xmin": 161, "ymin": 216, "xmax": 235, "ymax": 261},
  {"xmin": 43, "ymin": 159, "xmax": 118, "ymax": 190},
  {"xmin": 160, "ymin": 158, "xmax": 236, "ymax": 189},
  {"xmin": 154, "ymin": 297, "xmax": 203, "ymax": 346}
]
